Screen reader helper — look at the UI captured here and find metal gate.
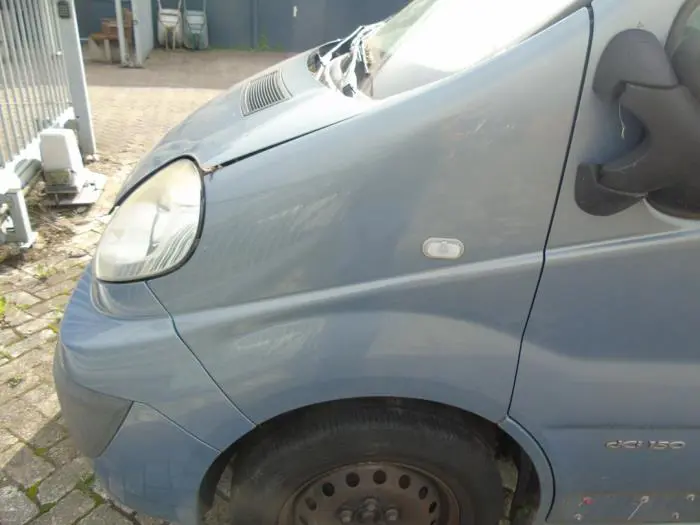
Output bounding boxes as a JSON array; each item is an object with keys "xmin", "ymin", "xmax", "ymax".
[{"xmin": 0, "ymin": 0, "xmax": 95, "ymax": 246}]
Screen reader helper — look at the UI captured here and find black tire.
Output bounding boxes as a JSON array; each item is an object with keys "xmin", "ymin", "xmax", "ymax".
[{"xmin": 228, "ymin": 402, "xmax": 504, "ymax": 525}]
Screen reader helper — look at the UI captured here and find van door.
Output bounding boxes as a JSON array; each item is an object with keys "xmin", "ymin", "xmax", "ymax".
[{"xmin": 511, "ymin": 1, "xmax": 700, "ymax": 523}]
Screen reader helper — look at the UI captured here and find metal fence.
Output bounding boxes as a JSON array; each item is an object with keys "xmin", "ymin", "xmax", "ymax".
[
  {"xmin": 0, "ymin": 0, "xmax": 95, "ymax": 246},
  {"xmin": 0, "ymin": 0, "xmax": 71, "ymax": 167}
]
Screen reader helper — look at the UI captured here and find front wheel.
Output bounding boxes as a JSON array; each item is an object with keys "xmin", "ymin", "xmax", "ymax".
[{"xmin": 228, "ymin": 403, "xmax": 504, "ymax": 525}]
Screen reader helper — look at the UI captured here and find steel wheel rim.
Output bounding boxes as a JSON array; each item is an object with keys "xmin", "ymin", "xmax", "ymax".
[{"xmin": 280, "ymin": 461, "xmax": 461, "ymax": 525}]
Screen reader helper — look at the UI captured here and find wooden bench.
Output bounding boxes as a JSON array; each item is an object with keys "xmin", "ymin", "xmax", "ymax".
[{"xmin": 87, "ymin": 8, "xmax": 134, "ymax": 63}]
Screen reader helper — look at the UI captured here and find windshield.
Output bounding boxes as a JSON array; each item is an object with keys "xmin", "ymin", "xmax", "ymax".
[
  {"xmin": 361, "ymin": 0, "xmax": 584, "ymax": 98},
  {"xmin": 364, "ymin": 0, "xmax": 440, "ymax": 67}
]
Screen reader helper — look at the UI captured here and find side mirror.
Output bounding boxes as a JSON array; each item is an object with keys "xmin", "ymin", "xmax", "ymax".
[{"xmin": 575, "ymin": 29, "xmax": 700, "ymax": 216}]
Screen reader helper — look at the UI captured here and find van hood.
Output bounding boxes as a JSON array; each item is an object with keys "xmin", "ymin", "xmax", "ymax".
[{"xmin": 115, "ymin": 52, "xmax": 371, "ymax": 201}]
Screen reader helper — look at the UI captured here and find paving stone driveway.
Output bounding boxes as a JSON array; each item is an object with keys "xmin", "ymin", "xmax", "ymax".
[{"xmin": 0, "ymin": 50, "xmax": 290, "ymax": 525}]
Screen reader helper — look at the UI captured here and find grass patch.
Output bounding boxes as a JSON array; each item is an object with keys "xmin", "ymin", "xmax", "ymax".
[
  {"xmin": 7, "ymin": 376, "xmax": 23, "ymax": 388},
  {"xmin": 25, "ymin": 483, "xmax": 39, "ymax": 501},
  {"xmin": 34, "ymin": 264, "xmax": 56, "ymax": 281},
  {"xmin": 75, "ymin": 473, "xmax": 94, "ymax": 492},
  {"xmin": 34, "ymin": 447, "xmax": 48, "ymax": 457},
  {"xmin": 38, "ymin": 502, "xmax": 55, "ymax": 515},
  {"xmin": 256, "ymin": 34, "xmax": 270, "ymax": 51},
  {"xmin": 75, "ymin": 473, "xmax": 105, "ymax": 505},
  {"xmin": 88, "ymin": 491, "xmax": 105, "ymax": 505}
]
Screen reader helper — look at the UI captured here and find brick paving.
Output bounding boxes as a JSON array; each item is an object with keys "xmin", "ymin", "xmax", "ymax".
[{"xmin": 0, "ymin": 49, "xmax": 289, "ymax": 525}]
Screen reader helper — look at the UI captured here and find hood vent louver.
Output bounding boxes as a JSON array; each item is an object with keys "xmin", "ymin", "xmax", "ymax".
[{"xmin": 241, "ymin": 70, "xmax": 290, "ymax": 116}]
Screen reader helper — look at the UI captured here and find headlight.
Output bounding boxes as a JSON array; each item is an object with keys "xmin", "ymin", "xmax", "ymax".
[{"xmin": 94, "ymin": 159, "xmax": 203, "ymax": 282}]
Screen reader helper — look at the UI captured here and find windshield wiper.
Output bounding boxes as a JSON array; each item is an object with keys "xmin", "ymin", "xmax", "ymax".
[
  {"xmin": 315, "ymin": 25, "xmax": 365, "ymax": 80},
  {"xmin": 319, "ymin": 27, "xmax": 362, "ymax": 64},
  {"xmin": 340, "ymin": 23, "xmax": 383, "ymax": 95},
  {"xmin": 315, "ymin": 22, "xmax": 384, "ymax": 91}
]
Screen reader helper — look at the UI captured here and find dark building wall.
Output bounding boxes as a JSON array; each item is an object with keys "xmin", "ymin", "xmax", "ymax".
[
  {"xmin": 206, "ymin": 0, "xmax": 252, "ymax": 49},
  {"xmin": 77, "ymin": 0, "xmax": 408, "ymax": 51},
  {"xmin": 75, "ymin": 0, "xmax": 133, "ymax": 39},
  {"xmin": 148, "ymin": 0, "xmax": 253, "ymax": 49},
  {"xmin": 74, "ymin": 0, "xmax": 102, "ymax": 38},
  {"xmin": 257, "ymin": 0, "xmax": 408, "ymax": 51}
]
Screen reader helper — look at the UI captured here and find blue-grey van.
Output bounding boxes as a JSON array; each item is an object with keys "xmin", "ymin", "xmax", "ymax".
[{"xmin": 54, "ymin": 1, "xmax": 700, "ymax": 524}]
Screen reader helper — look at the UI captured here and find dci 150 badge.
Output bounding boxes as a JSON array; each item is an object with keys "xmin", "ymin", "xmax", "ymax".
[{"xmin": 605, "ymin": 440, "xmax": 686, "ymax": 450}]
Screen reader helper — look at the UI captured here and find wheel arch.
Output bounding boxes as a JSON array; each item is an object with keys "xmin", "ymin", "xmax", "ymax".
[{"xmin": 199, "ymin": 397, "xmax": 553, "ymax": 523}]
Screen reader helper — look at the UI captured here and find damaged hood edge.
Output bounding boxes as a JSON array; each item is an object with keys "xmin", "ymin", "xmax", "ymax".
[{"xmin": 114, "ymin": 53, "xmax": 372, "ymax": 203}]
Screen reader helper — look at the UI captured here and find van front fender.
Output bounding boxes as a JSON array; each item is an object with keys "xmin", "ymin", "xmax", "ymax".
[{"xmin": 157, "ymin": 250, "xmax": 541, "ymax": 426}]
